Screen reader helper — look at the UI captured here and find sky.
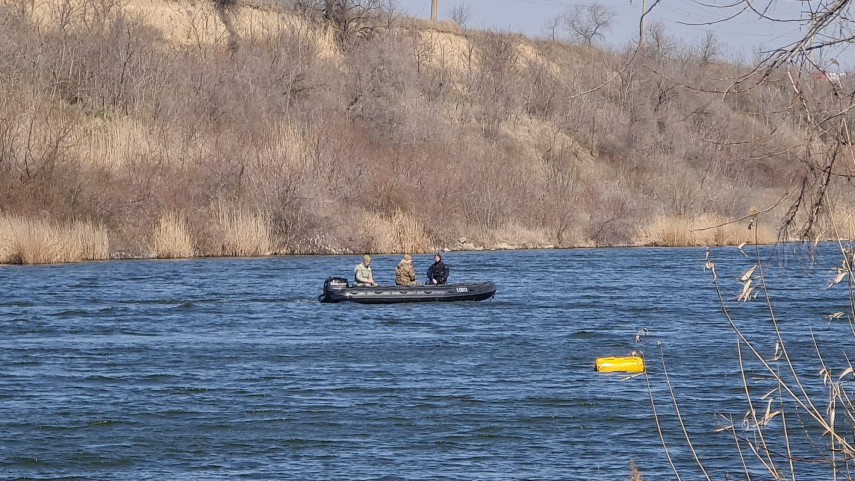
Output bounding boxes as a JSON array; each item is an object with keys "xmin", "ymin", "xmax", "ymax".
[{"xmin": 394, "ymin": 0, "xmax": 854, "ymax": 69}]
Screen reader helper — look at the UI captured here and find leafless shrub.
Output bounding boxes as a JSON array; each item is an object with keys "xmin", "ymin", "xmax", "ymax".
[
  {"xmin": 288, "ymin": 0, "xmax": 390, "ymax": 48},
  {"xmin": 470, "ymin": 30, "xmax": 524, "ymax": 138},
  {"xmin": 640, "ymin": 20, "xmax": 677, "ymax": 59},
  {"xmin": 696, "ymin": 30, "xmax": 721, "ymax": 66},
  {"xmin": 535, "ymin": 130, "xmax": 586, "ymax": 245},
  {"xmin": 212, "ymin": 0, "xmax": 240, "ymax": 50},
  {"xmin": 342, "ymin": 33, "xmax": 419, "ymax": 137}
]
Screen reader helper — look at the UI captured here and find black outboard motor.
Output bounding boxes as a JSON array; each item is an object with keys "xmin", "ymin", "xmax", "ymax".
[
  {"xmin": 319, "ymin": 277, "xmax": 349, "ymax": 302},
  {"xmin": 324, "ymin": 277, "xmax": 349, "ymax": 290}
]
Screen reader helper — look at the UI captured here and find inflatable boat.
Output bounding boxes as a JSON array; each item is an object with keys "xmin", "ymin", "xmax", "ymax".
[{"xmin": 318, "ymin": 277, "xmax": 496, "ymax": 304}]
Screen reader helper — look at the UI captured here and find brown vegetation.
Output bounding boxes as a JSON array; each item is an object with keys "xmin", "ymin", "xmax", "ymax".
[
  {"xmin": 0, "ymin": 214, "xmax": 108, "ymax": 264},
  {"xmin": 0, "ymin": 0, "xmax": 851, "ymax": 263},
  {"xmin": 151, "ymin": 211, "xmax": 194, "ymax": 259}
]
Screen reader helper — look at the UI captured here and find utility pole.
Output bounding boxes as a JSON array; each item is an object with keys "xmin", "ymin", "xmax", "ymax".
[
  {"xmin": 640, "ymin": 0, "xmax": 647, "ymax": 46},
  {"xmin": 809, "ymin": 11, "xmax": 815, "ymax": 65},
  {"xmin": 431, "ymin": 0, "xmax": 437, "ymax": 21}
]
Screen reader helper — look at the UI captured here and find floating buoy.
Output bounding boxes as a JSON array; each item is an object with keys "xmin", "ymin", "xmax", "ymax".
[{"xmin": 595, "ymin": 356, "xmax": 645, "ymax": 374}]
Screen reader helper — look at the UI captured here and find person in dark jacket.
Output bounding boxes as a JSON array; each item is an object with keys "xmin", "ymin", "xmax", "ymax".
[{"xmin": 426, "ymin": 253, "xmax": 449, "ymax": 285}]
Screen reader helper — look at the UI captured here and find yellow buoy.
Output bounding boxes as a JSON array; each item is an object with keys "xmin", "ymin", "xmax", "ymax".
[{"xmin": 595, "ymin": 356, "xmax": 645, "ymax": 374}]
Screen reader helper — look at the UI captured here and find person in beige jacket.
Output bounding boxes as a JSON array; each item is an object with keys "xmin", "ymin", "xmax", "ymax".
[
  {"xmin": 354, "ymin": 255, "xmax": 377, "ymax": 287},
  {"xmin": 395, "ymin": 254, "xmax": 417, "ymax": 286}
]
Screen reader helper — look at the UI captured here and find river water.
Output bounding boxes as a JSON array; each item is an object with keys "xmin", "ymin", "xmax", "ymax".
[{"xmin": 2, "ymin": 246, "xmax": 854, "ymax": 479}]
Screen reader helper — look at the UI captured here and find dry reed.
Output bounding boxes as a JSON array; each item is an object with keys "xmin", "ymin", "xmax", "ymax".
[
  {"xmin": 0, "ymin": 215, "xmax": 109, "ymax": 264},
  {"xmin": 358, "ymin": 210, "xmax": 433, "ymax": 254},
  {"xmin": 215, "ymin": 207, "xmax": 274, "ymax": 257},
  {"xmin": 640, "ymin": 214, "xmax": 775, "ymax": 247},
  {"xmin": 629, "ymin": 461, "xmax": 643, "ymax": 481},
  {"xmin": 151, "ymin": 212, "xmax": 194, "ymax": 259}
]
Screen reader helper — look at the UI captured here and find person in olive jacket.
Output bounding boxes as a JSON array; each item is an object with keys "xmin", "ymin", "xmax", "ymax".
[
  {"xmin": 395, "ymin": 254, "xmax": 417, "ymax": 286},
  {"xmin": 426, "ymin": 253, "xmax": 449, "ymax": 285}
]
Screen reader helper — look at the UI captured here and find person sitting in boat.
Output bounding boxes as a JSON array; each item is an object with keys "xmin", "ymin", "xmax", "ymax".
[
  {"xmin": 354, "ymin": 255, "xmax": 377, "ymax": 287},
  {"xmin": 395, "ymin": 254, "xmax": 418, "ymax": 286},
  {"xmin": 426, "ymin": 253, "xmax": 449, "ymax": 285}
]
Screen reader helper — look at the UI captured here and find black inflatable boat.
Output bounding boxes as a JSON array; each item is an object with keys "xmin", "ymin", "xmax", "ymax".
[{"xmin": 318, "ymin": 277, "xmax": 497, "ymax": 304}]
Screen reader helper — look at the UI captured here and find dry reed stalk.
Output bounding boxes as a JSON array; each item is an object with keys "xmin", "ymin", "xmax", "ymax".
[
  {"xmin": 494, "ymin": 224, "xmax": 552, "ymax": 249},
  {"xmin": 216, "ymin": 207, "xmax": 274, "ymax": 257},
  {"xmin": 647, "ymin": 215, "xmax": 695, "ymax": 247},
  {"xmin": 391, "ymin": 210, "xmax": 433, "ymax": 254},
  {"xmin": 152, "ymin": 212, "xmax": 194, "ymax": 259},
  {"xmin": 694, "ymin": 213, "xmax": 775, "ymax": 247},
  {"xmin": 68, "ymin": 220, "xmax": 109, "ymax": 260},
  {"xmin": 69, "ymin": 116, "xmax": 149, "ymax": 171},
  {"xmin": 691, "ymin": 238, "xmax": 855, "ymax": 478},
  {"xmin": 628, "ymin": 461, "xmax": 643, "ymax": 481},
  {"xmin": 359, "ymin": 210, "xmax": 433, "ymax": 254},
  {"xmin": 641, "ymin": 214, "xmax": 776, "ymax": 247},
  {"xmin": 0, "ymin": 215, "xmax": 109, "ymax": 264}
]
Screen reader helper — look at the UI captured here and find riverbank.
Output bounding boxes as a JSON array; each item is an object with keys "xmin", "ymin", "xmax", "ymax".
[
  {"xmin": 0, "ymin": 1, "xmax": 842, "ymax": 265},
  {"xmin": 1, "ymin": 211, "xmax": 781, "ymax": 264}
]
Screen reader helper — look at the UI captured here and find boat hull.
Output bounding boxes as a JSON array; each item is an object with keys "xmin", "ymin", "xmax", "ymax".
[{"xmin": 319, "ymin": 279, "xmax": 496, "ymax": 304}]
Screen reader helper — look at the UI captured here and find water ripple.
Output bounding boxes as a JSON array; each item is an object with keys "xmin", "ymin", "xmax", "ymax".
[{"xmin": 0, "ymin": 247, "xmax": 852, "ymax": 479}]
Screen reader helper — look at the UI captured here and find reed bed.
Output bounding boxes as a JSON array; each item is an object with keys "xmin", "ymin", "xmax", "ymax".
[
  {"xmin": 640, "ymin": 214, "xmax": 775, "ymax": 247},
  {"xmin": 151, "ymin": 212, "xmax": 194, "ymax": 259},
  {"xmin": 215, "ymin": 207, "xmax": 274, "ymax": 257},
  {"xmin": 358, "ymin": 210, "xmax": 434, "ymax": 254},
  {"xmin": 0, "ymin": 215, "xmax": 108, "ymax": 264}
]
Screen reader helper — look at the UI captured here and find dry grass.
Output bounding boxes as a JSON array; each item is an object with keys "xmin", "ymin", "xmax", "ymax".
[
  {"xmin": 215, "ymin": 206, "xmax": 274, "ymax": 257},
  {"xmin": 0, "ymin": 215, "xmax": 108, "ymax": 264},
  {"xmin": 0, "ymin": 0, "xmax": 836, "ymax": 258},
  {"xmin": 416, "ymin": 28, "xmax": 474, "ymax": 75},
  {"xmin": 151, "ymin": 212, "xmax": 194, "ymax": 259},
  {"xmin": 126, "ymin": 0, "xmax": 339, "ymax": 57},
  {"xmin": 69, "ymin": 116, "xmax": 151, "ymax": 171},
  {"xmin": 639, "ymin": 214, "xmax": 775, "ymax": 247},
  {"xmin": 358, "ymin": 210, "xmax": 434, "ymax": 254},
  {"xmin": 475, "ymin": 224, "xmax": 553, "ymax": 250}
]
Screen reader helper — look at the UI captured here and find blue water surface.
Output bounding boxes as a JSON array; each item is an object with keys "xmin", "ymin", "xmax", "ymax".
[{"xmin": 1, "ymin": 245, "xmax": 853, "ymax": 480}]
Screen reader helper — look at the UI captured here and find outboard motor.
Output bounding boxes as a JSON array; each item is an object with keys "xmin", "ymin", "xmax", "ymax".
[
  {"xmin": 324, "ymin": 277, "xmax": 349, "ymax": 290},
  {"xmin": 319, "ymin": 277, "xmax": 349, "ymax": 303}
]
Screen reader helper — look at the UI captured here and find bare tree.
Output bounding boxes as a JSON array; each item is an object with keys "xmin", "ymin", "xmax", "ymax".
[
  {"xmin": 562, "ymin": 3, "xmax": 616, "ymax": 46},
  {"xmin": 212, "ymin": 0, "xmax": 240, "ymax": 51},
  {"xmin": 448, "ymin": 3, "xmax": 470, "ymax": 28},
  {"xmin": 543, "ymin": 14, "xmax": 562, "ymax": 42},
  {"xmin": 289, "ymin": 0, "xmax": 391, "ymax": 48},
  {"xmin": 697, "ymin": 30, "xmax": 720, "ymax": 66},
  {"xmin": 642, "ymin": 20, "xmax": 676, "ymax": 58}
]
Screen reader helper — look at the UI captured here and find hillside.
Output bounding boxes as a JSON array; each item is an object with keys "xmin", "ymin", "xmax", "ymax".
[{"xmin": 1, "ymin": 0, "xmax": 852, "ymax": 263}]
